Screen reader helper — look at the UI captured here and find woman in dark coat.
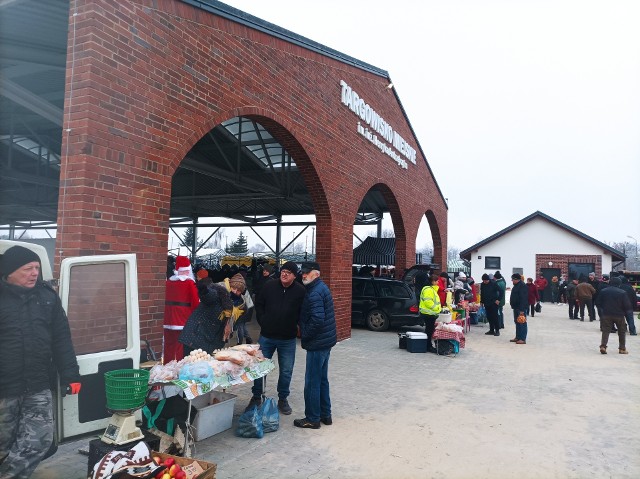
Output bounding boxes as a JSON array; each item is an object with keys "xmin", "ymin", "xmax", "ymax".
[{"xmin": 179, "ymin": 280, "xmax": 233, "ymax": 355}]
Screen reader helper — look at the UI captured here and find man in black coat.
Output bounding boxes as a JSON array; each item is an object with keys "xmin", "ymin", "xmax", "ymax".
[
  {"xmin": 480, "ymin": 274, "xmax": 501, "ymax": 336},
  {"xmin": 247, "ymin": 261, "xmax": 306, "ymax": 416},
  {"xmin": 596, "ymin": 276, "xmax": 632, "ymax": 354},
  {"xmin": 0, "ymin": 246, "xmax": 81, "ymax": 478},
  {"xmin": 509, "ymin": 273, "xmax": 529, "ymax": 344}
]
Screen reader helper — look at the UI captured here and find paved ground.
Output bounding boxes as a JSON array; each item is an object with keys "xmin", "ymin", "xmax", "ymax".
[{"xmin": 33, "ymin": 303, "xmax": 639, "ymax": 479}]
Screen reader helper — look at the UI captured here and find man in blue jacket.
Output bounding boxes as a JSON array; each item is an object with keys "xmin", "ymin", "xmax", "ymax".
[{"xmin": 294, "ymin": 262, "xmax": 337, "ymax": 429}]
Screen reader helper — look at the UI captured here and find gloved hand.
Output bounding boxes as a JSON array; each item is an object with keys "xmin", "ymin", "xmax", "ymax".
[{"xmin": 64, "ymin": 383, "xmax": 82, "ymax": 396}]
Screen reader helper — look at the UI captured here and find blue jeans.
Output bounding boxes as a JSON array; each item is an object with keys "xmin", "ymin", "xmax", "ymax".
[
  {"xmin": 497, "ymin": 306, "xmax": 504, "ymax": 328},
  {"xmin": 304, "ymin": 349, "xmax": 332, "ymax": 422},
  {"xmin": 252, "ymin": 336, "xmax": 296, "ymax": 400},
  {"xmin": 625, "ymin": 310, "xmax": 637, "ymax": 335},
  {"xmin": 513, "ymin": 310, "xmax": 528, "ymax": 341},
  {"xmin": 234, "ymin": 319, "xmax": 249, "ymax": 343}
]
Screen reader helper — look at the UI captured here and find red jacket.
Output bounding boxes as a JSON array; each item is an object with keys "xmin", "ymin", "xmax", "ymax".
[
  {"xmin": 534, "ymin": 277, "xmax": 548, "ymax": 291},
  {"xmin": 164, "ymin": 278, "xmax": 199, "ymax": 329},
  {"xmin": 527, "ymin": 283, "xmax": 540, "ymax": 305},
  {"xmin": 437, "ymin": 277, "xmax": 448, "ymax": 305}
]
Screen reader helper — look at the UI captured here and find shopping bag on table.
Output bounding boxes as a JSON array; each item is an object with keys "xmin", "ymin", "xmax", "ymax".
[
  {"xmin": 260, "ymin": 396, "xmax": 280, "ymax": 433},
  {"xmin": 445, "ymin": 291, "xmax": 453, "ymax": 308}
]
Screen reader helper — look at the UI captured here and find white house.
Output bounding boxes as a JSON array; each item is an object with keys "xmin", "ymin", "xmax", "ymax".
[{"xmin": 459, "ymin": 211, "xmax": 625, "ymax": 301}]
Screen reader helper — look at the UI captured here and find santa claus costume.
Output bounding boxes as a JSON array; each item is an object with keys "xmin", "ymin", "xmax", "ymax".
[{"xmin": 163, "ymin": 256, "xmax": 199, "ymax": 363}]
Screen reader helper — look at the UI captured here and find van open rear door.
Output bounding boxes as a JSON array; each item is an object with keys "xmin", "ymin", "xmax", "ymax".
[{"xmin": 56, "ymin": 254, "xmax": 140, "ymax": 440}]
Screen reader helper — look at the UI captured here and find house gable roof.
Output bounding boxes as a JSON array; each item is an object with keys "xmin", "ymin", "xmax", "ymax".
[{"xmin": 459, "ymin": 211, "xmax": 625, "ymax": 261}]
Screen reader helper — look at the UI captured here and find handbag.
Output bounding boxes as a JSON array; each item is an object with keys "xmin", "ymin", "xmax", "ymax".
[
  {"xmin": 535, "ymin": 302, "xmax": 541, "ymax": 313},
  {"xmin": 517, "ymin": 312, "xmax": 527, "ymax": 324}
]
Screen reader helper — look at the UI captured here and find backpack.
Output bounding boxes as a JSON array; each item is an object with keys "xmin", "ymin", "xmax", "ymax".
[{"xmin": 436, "ymin": 339, "xmax": 459, "ymax": 356}]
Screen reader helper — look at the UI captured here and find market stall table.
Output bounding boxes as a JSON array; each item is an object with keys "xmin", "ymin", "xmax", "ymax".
[{"xmin": 147, "ymin": 358, "xmax": 275, "ymax": 455}]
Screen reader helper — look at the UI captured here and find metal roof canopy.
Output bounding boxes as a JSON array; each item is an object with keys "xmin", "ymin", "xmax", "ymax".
[{"xmin": 0, "ymin": 0, "xmax": 392, "ymax": 253}]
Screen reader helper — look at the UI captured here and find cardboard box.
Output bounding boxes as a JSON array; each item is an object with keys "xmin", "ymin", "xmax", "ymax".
[
  {"xmin": 152, "ymin": 451, "xmax": 216, "ymax": 479},
  {"xmin": 189, "ymin": 390, "xmax": 237, "ymax": 441}
]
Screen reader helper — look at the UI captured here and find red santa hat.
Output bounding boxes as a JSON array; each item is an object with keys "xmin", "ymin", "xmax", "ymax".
[{"xmin": 175, "ymin": 256, "xmax": 191, "ymax": 271}]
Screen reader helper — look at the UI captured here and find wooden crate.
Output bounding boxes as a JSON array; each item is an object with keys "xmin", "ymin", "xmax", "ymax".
[{"xmin": 151, "ymin": 451, "xmax": 216, "ymax": 479}]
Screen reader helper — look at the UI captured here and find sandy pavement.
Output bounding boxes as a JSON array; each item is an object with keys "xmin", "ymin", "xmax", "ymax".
[{"xmin": 33, "ymin": 302, "xmax": 639, "ymax": 479}]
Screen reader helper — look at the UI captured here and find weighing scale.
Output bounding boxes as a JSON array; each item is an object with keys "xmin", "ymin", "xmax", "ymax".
[
  {"xmin": 101, "ymin": 407, "xmax": 144, "ymax": 445},
  {"xmin": 101, "ymin": 369, "xmax": 149, "ymax": 445}
]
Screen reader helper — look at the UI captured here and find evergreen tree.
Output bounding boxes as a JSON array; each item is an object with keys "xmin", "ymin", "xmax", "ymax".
[
  {"xmin": 182, "ymin": 226, "xmax": 203, "ymax": 253},
  {"xmin": 227, "ymin": 231, "xmax": 249, "ymax": 255}
]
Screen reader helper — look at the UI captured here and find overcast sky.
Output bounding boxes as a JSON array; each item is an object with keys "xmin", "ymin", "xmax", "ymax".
[{"xmin": 197, "ymin": 0, "xmax": 640, "ymax": 254}]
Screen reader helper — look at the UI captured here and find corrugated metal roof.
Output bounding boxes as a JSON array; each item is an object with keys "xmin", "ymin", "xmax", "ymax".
[{"xmin": 353, "ymin": 237, "xmax": 396, "ymax": 266}]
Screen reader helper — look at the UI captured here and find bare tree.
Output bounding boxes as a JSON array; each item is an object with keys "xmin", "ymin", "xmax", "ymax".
[
  {"xmin": 248, "ymin": 242, "xmax": 266, "ymax": 254},
  {"xmin": 365, "ymin": 228, "xmax": 395, "ymax": 238},
  {"xmin": 202, "ymin": 228, "xmax": 225, "ymax": 249},
  {"xmin": 447, "ymin": 247, "xmax": 461, "ymax": 262}
]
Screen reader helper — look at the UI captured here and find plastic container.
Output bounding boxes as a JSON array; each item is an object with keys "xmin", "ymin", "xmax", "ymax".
[
  {"xmin": 190, "ymin": 390, "xmax": 237, "ymax": 441},
  {"xmin": 398, "ymin": 333, "xmax": 407, "ymax": 349},
  {"xmin": 406, "ymin": 332, "xmax": 428, "ymax": 353},
  {"xmin": 104, "ymin": 369, "xmax": 150, "ymax": 411}
]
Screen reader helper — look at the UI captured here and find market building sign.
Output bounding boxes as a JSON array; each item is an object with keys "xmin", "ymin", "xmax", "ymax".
[{"xmin": 340, "ymin": 80, "xmax": 417, "ymax": 169}]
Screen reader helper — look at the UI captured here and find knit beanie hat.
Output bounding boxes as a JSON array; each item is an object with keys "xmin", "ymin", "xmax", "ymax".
[
  {"xmin": 228, "ymin": 273, "xmax": 246, "ymax": 293},
  {"xmin": 280, "ymin": 261, "xmax": 298, "ymax": 275},
  {"xmin": 0, "ymin": 245, "xmax": 41, "ymax": 278},
  {"xmin": 196, "ymin": 269, "xmax": 209, "ymax": 280}
]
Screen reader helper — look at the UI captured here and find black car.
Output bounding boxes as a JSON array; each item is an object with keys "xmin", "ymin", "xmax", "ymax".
[
  {"xmin": 401, "ymin": 264, "xmax": 435, "ymax": 286},
  {"xmin": 351, "ymin": 277, "xmax": 421, "ymax": 331}
]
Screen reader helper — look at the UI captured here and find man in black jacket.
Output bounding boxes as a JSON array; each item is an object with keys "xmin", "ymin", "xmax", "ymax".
[
  {"xmin": 0, "ymin": 246, "xmax": 81, "ymax": 478},
  {"xmin": 247, "ymin": 261, "xmax": 306, "ymax": 415},
  {"xmin": 596, "ymin": 277, "xmax": 632, "ymax": 354},
  {"xmin": 480, "ymin": 274, "xmax": 501, "ymax": 336},
  {"xmin": 509, "ymin": 273, "xmax": 529, "ymax": 344}
]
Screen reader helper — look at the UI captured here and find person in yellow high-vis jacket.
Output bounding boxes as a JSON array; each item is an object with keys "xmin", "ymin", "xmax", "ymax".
[{"xmin": 419, "ymin": 274, "xmax": 442, "ymax": 353}]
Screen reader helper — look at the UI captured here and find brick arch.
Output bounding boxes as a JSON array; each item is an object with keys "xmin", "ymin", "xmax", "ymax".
[
  {"xmin": 166, "ymin": 106, "xmax": 331, "ymax": 216},
  {"xmin": 169, "ymin": 107, "xmax": 324, "ymax": 207},
  {"xmin": 425, "ymin": 209, "xmax": 447, "ymax": 272}
]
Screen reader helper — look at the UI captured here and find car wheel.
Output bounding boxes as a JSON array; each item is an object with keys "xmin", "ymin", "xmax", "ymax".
[{"xmin": 366, "ymin": 309, "xmax": 390, "ymax": 331}]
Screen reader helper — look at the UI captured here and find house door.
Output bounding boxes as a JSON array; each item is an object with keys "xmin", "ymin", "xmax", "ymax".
[
  {"xmin": 540, "ymin": 267, "xmax": 561, "ymax": 302},
  {"xmin": 568, "ymin": 263, "xmax": 594, "ymax": 282},
  {"xmin": 56, "ymin": 254, "xmax": 140, "ymax": 440}
]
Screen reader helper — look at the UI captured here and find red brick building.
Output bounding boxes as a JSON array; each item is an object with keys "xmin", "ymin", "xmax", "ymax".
[{"xmin": 2, "ymin": 0, "xmax": 448, "ymax": 351}]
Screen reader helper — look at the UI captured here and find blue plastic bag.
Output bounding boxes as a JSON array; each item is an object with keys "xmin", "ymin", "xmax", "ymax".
[
  {"xmin": 178, "ymin": 362, "xmax": 213, "ymax": 384},
  {"xmin": 477, "ymin": 305, "xmax": 487, "ymax": 323},
  {"xmin": 235, "ymin": 405, "xmax": 264, "ymax": 438},
  {"xmin": 260, "ymin": 397, "xmax": 280, "ymax": 433}
]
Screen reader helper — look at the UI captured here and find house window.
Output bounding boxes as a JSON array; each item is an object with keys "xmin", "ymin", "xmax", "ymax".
[
  {"xmin": 485, "ymin": 256, "xmax": 501, "ymax": 269},
  {"xmin": 513, "ymin": 267, "xmax": 524, "ymax": 277}
]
